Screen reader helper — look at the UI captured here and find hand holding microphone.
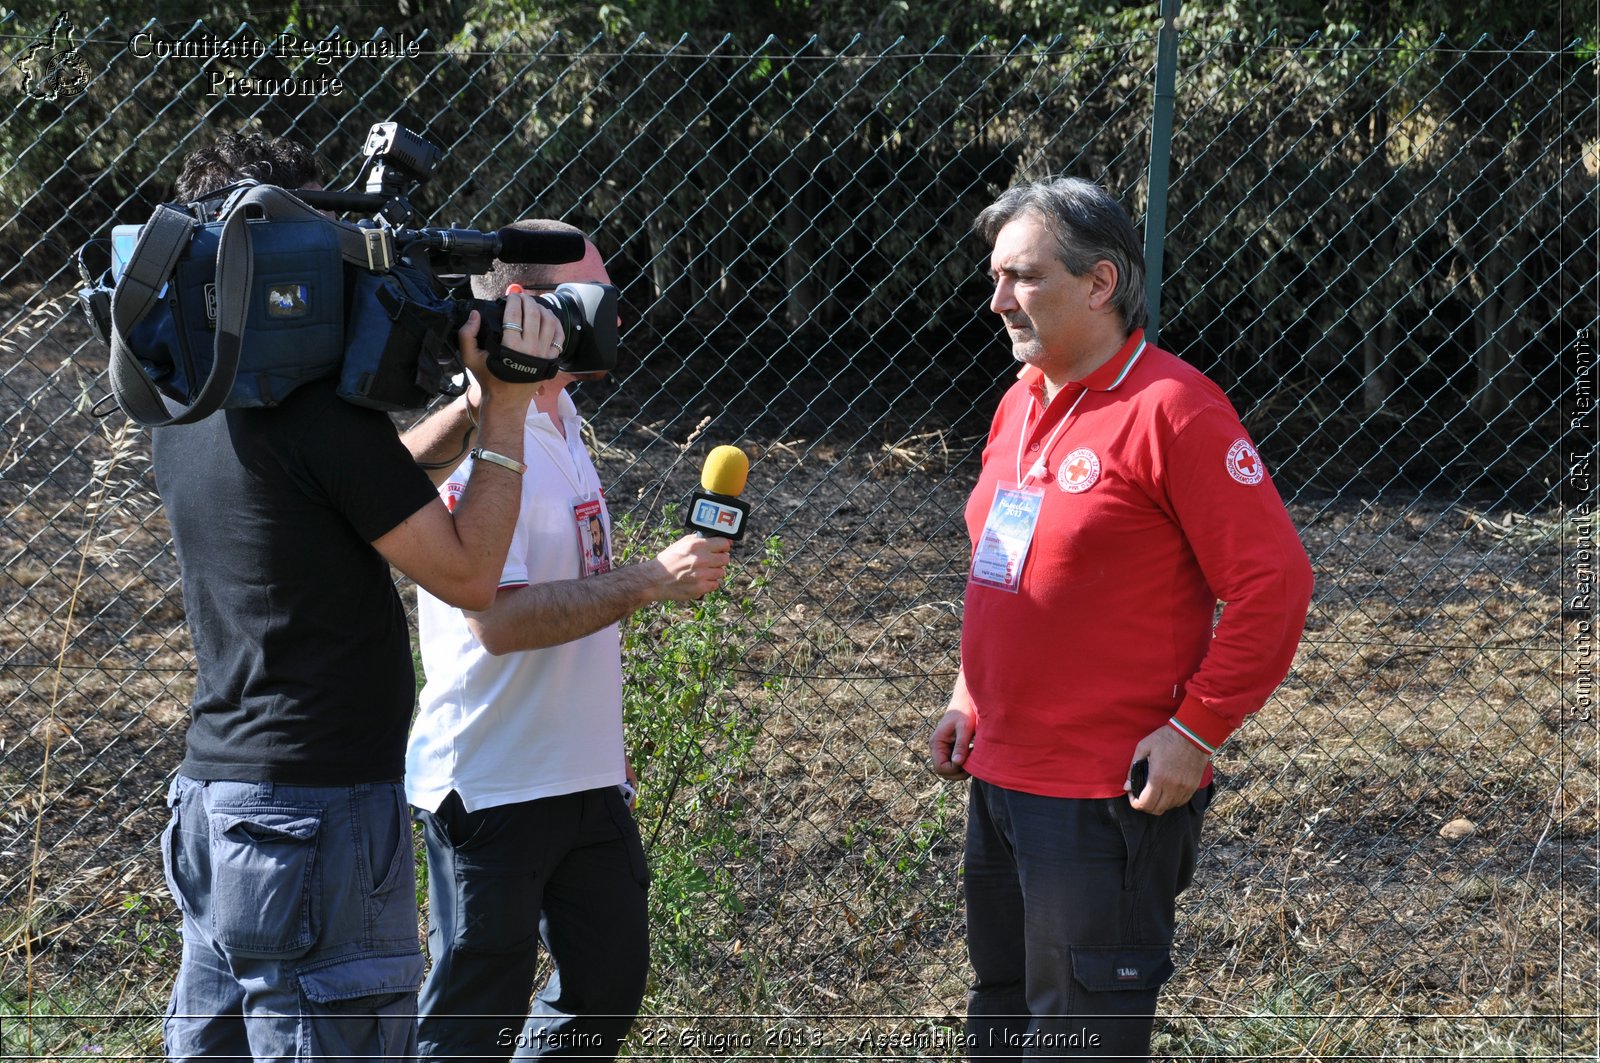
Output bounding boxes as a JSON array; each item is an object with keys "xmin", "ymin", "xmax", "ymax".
[
  {"xmin": 646, "ymin": 445, "xmax": 751, "ymax": 602},
  {"xmin": 652, "ymin": 534, "xmax": 731, "ymax": 601}
]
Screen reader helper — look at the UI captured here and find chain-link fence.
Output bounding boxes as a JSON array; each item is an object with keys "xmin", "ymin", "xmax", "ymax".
[{"xmin": 2, "ymin": 12, "xmax": 1596, "ymax": 1060}]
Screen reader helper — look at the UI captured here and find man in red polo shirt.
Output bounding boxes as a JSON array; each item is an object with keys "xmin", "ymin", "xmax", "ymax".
[{"xmin": 929, "ymin": 177, "xmax": 1313, "ymax": 1061}]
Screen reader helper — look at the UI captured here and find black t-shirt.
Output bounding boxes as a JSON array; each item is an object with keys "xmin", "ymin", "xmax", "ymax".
[{"xmin": 152, "ymin": 381, "xmax": 439, "ymax": 784}]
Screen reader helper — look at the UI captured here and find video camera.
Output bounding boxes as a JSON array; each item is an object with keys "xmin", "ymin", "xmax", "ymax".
[
  {"xmin": 305, "ymin": 124, "xmax": 620, "ymax": 385},
  {"xmin": 77, "ymin": 123, "xmax": 620, "ymax": 426}
]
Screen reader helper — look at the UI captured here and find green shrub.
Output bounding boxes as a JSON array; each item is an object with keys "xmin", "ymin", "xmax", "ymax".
[{"xmin": 614, "ymin": 508, "xmax": 782, "ymax": 974}]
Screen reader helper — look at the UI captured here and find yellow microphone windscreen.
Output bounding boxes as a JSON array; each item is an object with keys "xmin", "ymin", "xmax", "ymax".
[{"xmin": 700, "ymin": 445, "xmax": 750, "ymax": 497}]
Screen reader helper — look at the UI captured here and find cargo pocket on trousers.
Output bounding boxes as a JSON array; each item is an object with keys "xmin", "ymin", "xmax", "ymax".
[
  {"xmin": 298, "ymin": 950, "xmax": 424, "ymax": 1060},
  {"xmin": 364, "ymin": 786, "xmax": 418, "ymax": 944},
  {"xmin": 161, "ymin": 778, "xmax": 196, "ymax": 916},
  {"xmin": 207, "ymin": 808, "xmax": 322, "ymax": 958},
  {"xmin": 1070, "ymin": 944, "xmax": 1174, "ymax": 1010},
  {"xmin": 161, "ymin": 815, "xmax": 190, "ymax": 916},
  {"xmin": 450, "ymin": 805, "xmax": 542, "ymax": 954},
  {"xmin": 1069, "ymin": 945, "xmax": 1175, "ymax": 1056}
]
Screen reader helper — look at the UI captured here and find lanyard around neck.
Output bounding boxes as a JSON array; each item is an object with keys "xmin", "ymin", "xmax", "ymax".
[
  {"xmin": 1011, "ymin": 338, "xmax": 1147, "ymax": 486},
  {"xmin": 1014, "ymin": 386, "xmax": 1088, "ymax": 487}
]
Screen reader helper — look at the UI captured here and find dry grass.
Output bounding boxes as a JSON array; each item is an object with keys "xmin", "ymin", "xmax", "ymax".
[{"xmin": 2, "ymin": 301, "xmax": 1591, "ymax": 1060}]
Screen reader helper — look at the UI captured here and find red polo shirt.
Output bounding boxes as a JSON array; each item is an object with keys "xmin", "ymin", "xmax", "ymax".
[{"xmin": 961, "ymin": 330, "xmax": 1313, "ymax": 798}]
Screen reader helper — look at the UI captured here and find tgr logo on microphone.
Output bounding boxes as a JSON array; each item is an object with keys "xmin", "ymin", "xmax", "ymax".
[{"xmin": 691, "ymin": 498, "xmax": 745, "ymax": 536}]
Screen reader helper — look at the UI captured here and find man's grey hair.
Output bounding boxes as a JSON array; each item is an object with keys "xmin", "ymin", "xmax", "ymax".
[{"xmin": 974, "ymin": 177, "xmax": 1147, "ymax": 333}]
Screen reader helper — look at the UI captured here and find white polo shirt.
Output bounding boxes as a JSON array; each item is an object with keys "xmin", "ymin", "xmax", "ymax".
[{"xmin": 406, "ymin": 391, "xmax": 626, "ymax": 814}]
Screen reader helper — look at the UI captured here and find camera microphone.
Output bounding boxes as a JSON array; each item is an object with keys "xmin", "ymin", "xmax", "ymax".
[
  {"xmin": 292, "ymin": 188, "xmax": 583, "ymax": 266},
  {"xmin": 686, "ymin": 445, "xmax": 751, "ymax": 540},
  {"xmin": 494, "ymin": 228, "xmax": 585, "ymax": 265},
  {"xmin": 404, "ymin": 227, "xmax": 585, "ymax": 265}
]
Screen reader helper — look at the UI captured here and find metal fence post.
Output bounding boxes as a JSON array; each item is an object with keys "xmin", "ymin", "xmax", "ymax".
[{"xmin": 1144, "ymin": 0, "xmax": 1182, "ymax": 346}]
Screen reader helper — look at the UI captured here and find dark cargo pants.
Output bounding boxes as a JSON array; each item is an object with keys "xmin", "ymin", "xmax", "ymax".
[{"xmin": 964, "ymin": 778, "xmax": 1210, "ymax": 1061}]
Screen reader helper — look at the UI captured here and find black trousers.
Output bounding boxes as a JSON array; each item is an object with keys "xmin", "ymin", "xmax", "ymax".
[
  {"xmin": 964, "ymin": 779, "xmax": 1210, "ymax": 1062},
  {"xmin": 415, "ymin": 787, "xmax": 650, "ymax": 1061}
]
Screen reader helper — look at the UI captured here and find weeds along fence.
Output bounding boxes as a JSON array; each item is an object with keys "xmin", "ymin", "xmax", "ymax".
[{"xmin": 2, "ymin": 12, "xmax": 1597, "ymax": 1060}]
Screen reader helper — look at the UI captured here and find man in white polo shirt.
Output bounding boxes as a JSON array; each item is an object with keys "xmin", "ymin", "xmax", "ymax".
[{"xmin": 402, "ymin": 220, "xmax": 732, "ymax": 1062}]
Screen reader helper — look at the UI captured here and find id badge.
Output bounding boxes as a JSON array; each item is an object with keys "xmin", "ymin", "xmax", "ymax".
[
  {"xmin": 969, "ymin": 483, "xmax": 1044, "ymax": 593},
  {"xmin": 574, "ymin": 497, "xmax": 612, "ymax": 577}
]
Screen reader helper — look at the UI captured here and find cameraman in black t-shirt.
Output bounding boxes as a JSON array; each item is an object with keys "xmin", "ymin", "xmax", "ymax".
[{"xmin": 151, "ymin": 133, "xmax": 554, "ymax": 1062}]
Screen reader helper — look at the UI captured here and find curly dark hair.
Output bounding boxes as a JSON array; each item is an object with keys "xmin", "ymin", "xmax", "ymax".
[{"xmin": 173, "ymin": 132, "xmax": 322, "ymax": 202}]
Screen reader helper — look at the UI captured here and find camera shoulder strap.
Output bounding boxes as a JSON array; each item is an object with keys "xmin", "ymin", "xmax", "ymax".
[
  {"xmin": 223, "ymin": 183, "xmax": 398, "ymax": 272},
  {"xmin": 107, "ymin": 190, "xmax": 259, "ymax": 428},
  {"xmin": 109, "ymin": 183, "xmax": 398, "ymax": 428},
  {"xmin": 107, "ymin": 203, "xmax": 199, "ymax": 427}
]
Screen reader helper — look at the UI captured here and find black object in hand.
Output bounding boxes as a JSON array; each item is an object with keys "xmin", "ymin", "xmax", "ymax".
[{"xmin": 1129, "ymin": 758, "xmax": 1150, "ymax": 798}]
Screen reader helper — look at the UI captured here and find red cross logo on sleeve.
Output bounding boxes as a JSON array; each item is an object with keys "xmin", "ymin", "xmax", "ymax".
[{"xmin": 1227, "ymin": 439, "xmax": 1266, "ymax": 485}]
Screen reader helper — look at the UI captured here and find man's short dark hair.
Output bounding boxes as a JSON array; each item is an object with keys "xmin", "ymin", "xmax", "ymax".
[
  {"xmin": 174, "ymin": 132, "xmax": 322, "ymax": 202},
  {"xmin": 470, "ymin": 219, "xmax": 589, "ymax": 299},
  {"xmin": 975, "ymin": 177, "xmax": 1148, "ymax": 333}
]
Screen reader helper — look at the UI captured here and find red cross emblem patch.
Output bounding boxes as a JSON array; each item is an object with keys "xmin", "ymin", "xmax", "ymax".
[
  {"xmin": 1227, "ymin": 439, "xmax": 1265, "ymax": 485},
  {"xmin": 1058, "ymin": 447, "xmax": 1101, "ymax": 493}
]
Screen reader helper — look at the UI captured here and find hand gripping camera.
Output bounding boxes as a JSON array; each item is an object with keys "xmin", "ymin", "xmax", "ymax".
[{"xmin": 77, "ymin": 123, "xmax": 620, "ymax": 427}]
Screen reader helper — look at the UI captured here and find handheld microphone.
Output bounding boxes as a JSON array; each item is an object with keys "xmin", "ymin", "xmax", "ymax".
[{"xmin": 686, "ymin": 445, "xmax": 751, "ymax": 540}]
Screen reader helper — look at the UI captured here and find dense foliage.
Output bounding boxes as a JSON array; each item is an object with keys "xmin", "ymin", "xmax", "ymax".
[{"xmin": 2, "ymin": 3, "xmax": 1590, "ymax": 496}]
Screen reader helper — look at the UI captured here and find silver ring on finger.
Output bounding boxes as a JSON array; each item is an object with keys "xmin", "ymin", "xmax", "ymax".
[{"xmin": 503, "ymin": 322, "xmax": 524, "ymax": 333}]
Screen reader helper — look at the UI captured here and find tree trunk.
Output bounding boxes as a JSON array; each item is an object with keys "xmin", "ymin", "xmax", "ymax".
[
  {"xmin": 1470, "ymin": 224, "xmax": 1530, "ymax": 420},
  {"xmin": 1360, "ymin": 91, "xmax": 1399, "ymax": 414},
  {"xmin": 781, "ymin": 131, "xmax": 825, "ymax": 332},
  {"xmin": 1362, "ymin": 310, "xmax": 1398, "ymax": 413}
]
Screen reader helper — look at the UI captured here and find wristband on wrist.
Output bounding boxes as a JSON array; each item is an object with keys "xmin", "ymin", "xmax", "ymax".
[{"xmin": 471, "ymin": 447, "xmax": 526, "ymax": 475}]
